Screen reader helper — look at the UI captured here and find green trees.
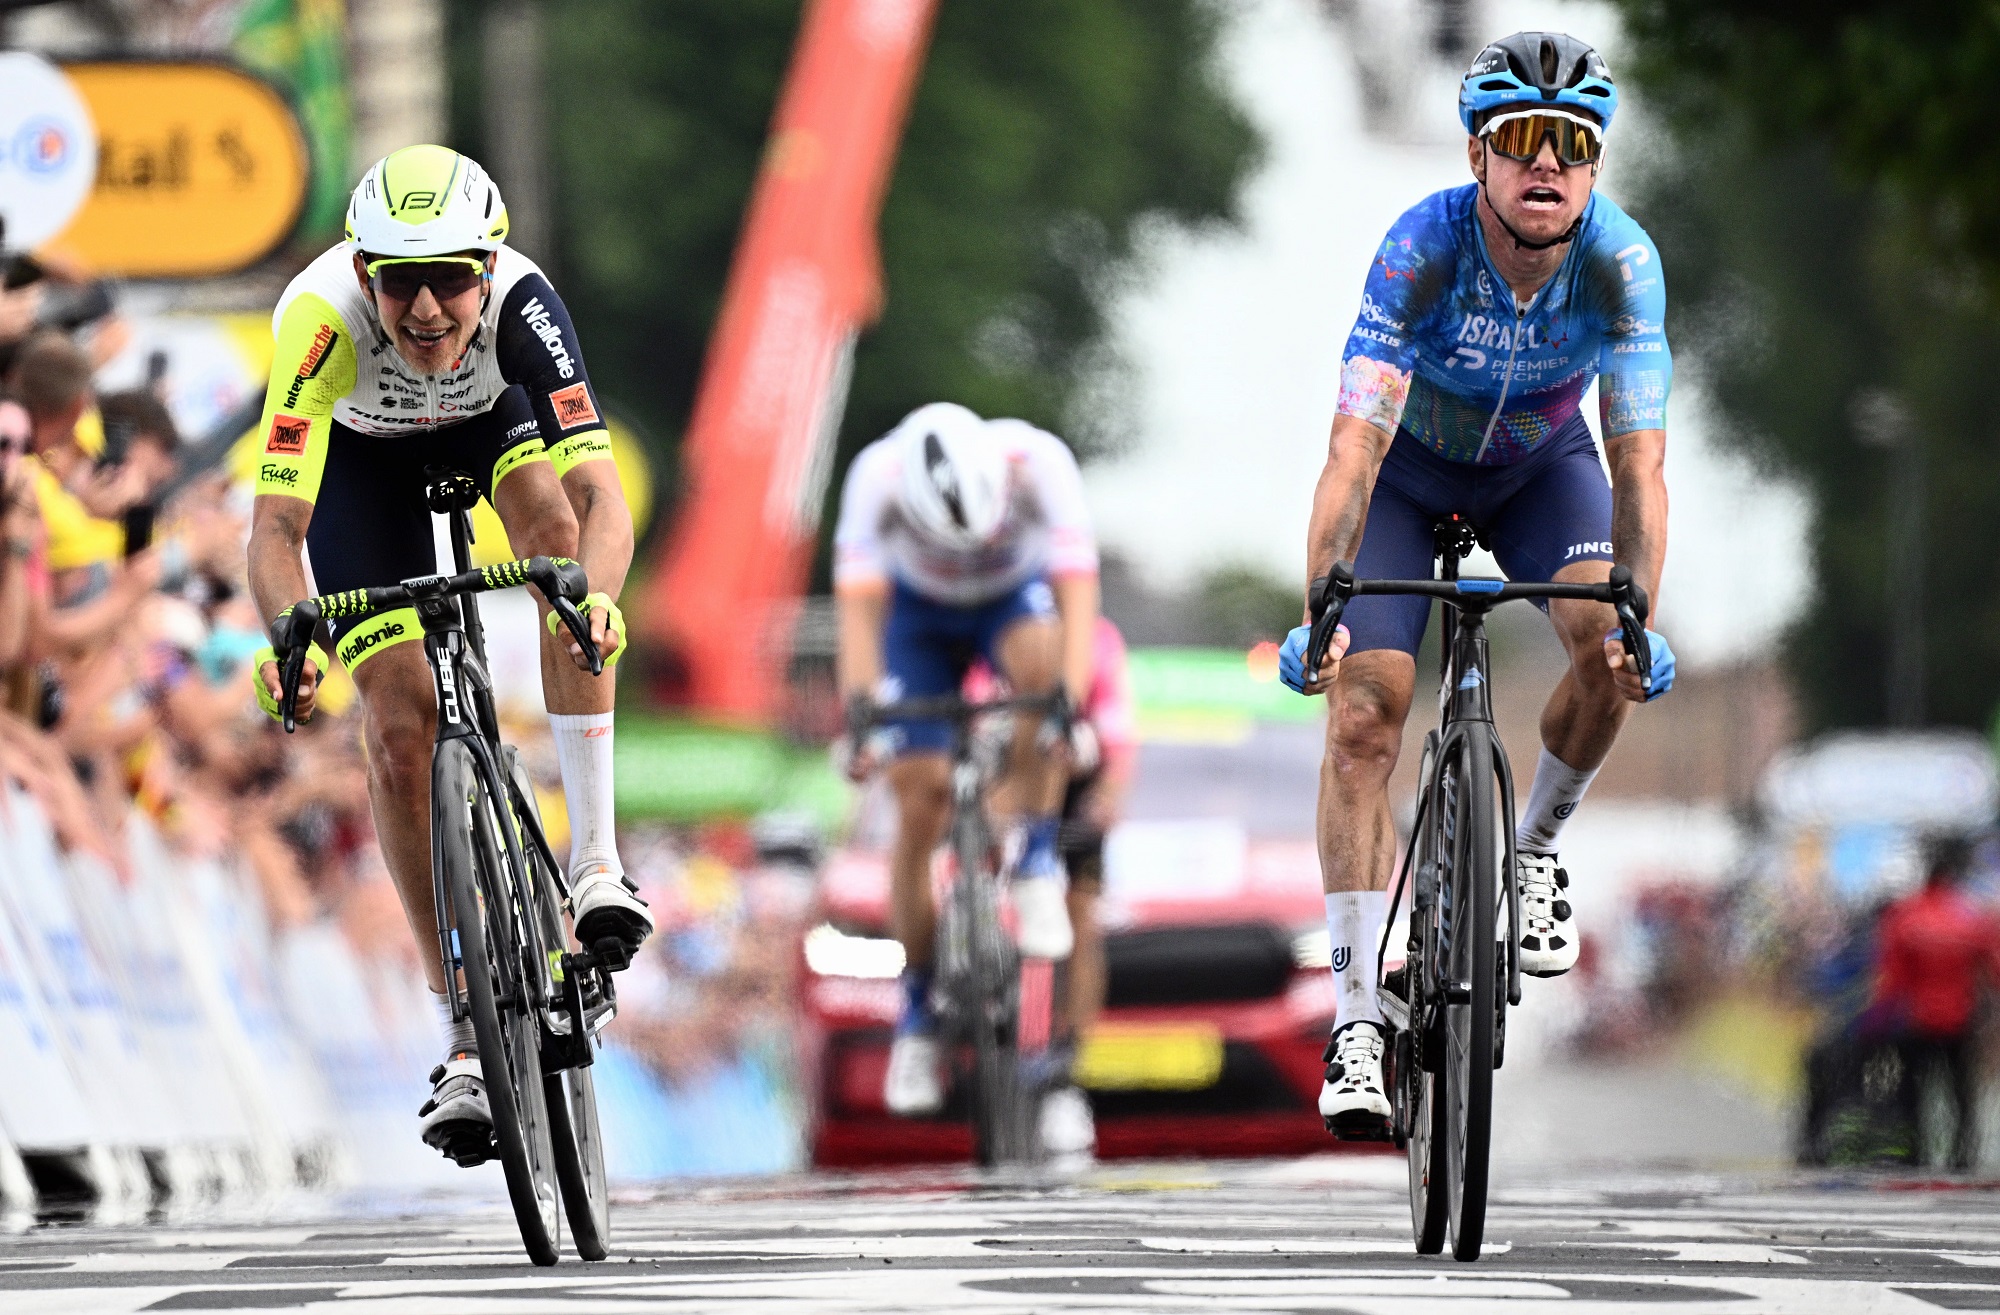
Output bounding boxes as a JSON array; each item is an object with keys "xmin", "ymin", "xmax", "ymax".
[
  {"xmin": 451, "ymin": 0, "xmax": 1259, "ymax": 552},
  {"xmin": 1611, "ymin": 0, "xmax": 2000, "ymax": 731}
]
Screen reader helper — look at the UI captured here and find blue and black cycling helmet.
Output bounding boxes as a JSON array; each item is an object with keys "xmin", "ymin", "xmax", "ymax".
[{"xmin": 1458, "ymin": 32, "xmax": 1618, "ymax": 135}]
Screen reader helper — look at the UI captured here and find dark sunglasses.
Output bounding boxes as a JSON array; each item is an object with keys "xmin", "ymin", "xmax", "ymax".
[
  {"xmin": 1481, "ymin": 110, "xmax": 1603, "ymax": 167},
  {"xmin": 365, "ymin": 257, "xmax": 487, "ymax": 302}
]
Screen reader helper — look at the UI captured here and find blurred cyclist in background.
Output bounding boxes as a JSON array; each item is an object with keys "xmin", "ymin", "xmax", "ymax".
[
  {"xmin": 967, "ymin": 613, "xmax": 1138, "ymax": 1155},
  {"xmin": 243, "ymin": 145, "xmax": 650, "ymax": 1164},
  {"xmin": 1283, "ymin": 32, "xmax": 1677, "ymax": 1138},
  {"xmin": 832, "ymin": 401, "xmax": 1100, "ymax": 1117}
]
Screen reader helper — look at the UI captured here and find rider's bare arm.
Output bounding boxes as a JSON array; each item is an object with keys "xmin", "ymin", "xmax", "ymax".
[
  {"xmin": 1601, "ymin": 426, "xmax": 1667, "ymax": 700},
  {"xmin": 557, "ymin": 459, "xmax": 634, "ymax": 654},
  {"xmin": 1305, "ymin": 412, "xmax": 1397, "ymax": 607},
  {"xmin": 1052, "ymin": 572, "xmax": 1100, "ymax": 702},
  {"xmin": 835, "ymin": 580, "xmax": 889, "ymax": 702},
  {"xmin": 247, "ymin": 493, "xmax": 320, "ymax": 716},
  {"xmin": 1603, "ymin": 427, "xmax": 1666, "ymax": 602}
]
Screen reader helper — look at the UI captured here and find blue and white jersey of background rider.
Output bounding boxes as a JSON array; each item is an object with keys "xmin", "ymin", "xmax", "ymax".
[{"xmin": 1337, "ymin": 183, "xmax": 1671, "ymax": 466}]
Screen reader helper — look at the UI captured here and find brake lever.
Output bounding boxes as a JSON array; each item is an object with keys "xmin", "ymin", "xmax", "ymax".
[
  {"xmin": 1304, "ymin": 561, "xmax": 1356, "ymax": 679},
  {"xmin": 1606, "ymin": 566, "xmax": 1653, "ymax": 696},
  {"xmin": 279, "ymin": 644, "xmax": 307, "ymax": 733},
  {"xmin": 275, "ymin": 598, "xmax": 322, "ymax": 734},
  {"xmin": 525, "ymin": 556, "xmax": 603, "ymax": 676},
  {"xmin": 552, "ymin": 596, "xmax": 603, "ymax": 677}
]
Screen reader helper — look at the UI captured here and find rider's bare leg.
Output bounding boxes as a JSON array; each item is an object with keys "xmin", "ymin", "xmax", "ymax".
[
  {"xmin": 1064, "ymin": 883, "xmax": 1104, "ymax": 1034},
  {"xmin": 489, "ymin": 465, "xmax": 619, "ymax": 870},
  {"xmin": 887, "ymin": 752, "xmax": 952, "ymax": 980},
  {"xmin": 349, "ymin": 641, "xmax": 446, "ymax": 994},
  {"xmin": 1520, "ymin": 560, "xmax": 1630, "ymax": 852},
  {"xmin": 992, "ymin": 616, "xmax": 1067, "ymax": 826},
  {"xmin": 1318, "ymin": 649, "xmax": 1417, "ymax": 1028}
]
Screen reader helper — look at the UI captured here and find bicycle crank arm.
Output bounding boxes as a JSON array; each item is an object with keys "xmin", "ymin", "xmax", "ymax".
[{"xmin": 1443, "ymin": 980, "xmax": 1473, "ymax": 1003}]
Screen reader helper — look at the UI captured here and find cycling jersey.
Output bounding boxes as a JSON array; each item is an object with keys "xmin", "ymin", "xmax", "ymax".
[
  {"xmin": 833, "ymin": 419, "xmax": 1097, "ymax": 607},
  {"xmin": 1338, "ymin": 185, "xmax": 1671, "ymax": 466},
  {"xmin": 253, "ymin": 243, "xmax": 612, "ymax": 505}
]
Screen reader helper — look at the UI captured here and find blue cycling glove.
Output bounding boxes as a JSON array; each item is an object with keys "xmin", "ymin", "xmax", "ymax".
[
  {"xmin": 1279, "ymin": 623, "xmax": 1348, "ymax": 694},
  {"xmin": 1607, "ymin": 627, "xmax": 1675, "ymax": 701}
]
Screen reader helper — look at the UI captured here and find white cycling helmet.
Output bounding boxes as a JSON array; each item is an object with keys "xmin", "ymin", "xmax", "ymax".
[
  {"xmin": 345, "ymin": 144, "xmax": 509, "ymax": 258},
  {"xmin": 894, "ymin": 402, "xmax": 1011, "ymax": 550}
]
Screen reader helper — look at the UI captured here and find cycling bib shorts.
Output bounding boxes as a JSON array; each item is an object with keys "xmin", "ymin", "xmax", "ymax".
[
  {"xmin": 1341, "ymin": 422, "xmax": 1614, "ymax": 658},
  {"xmin": 304, "ymin": 388, "xmax": 541, "ymax": 665},
  {"xmin": 880, "ymin": 576, "xmax": 1057, "ymax": 756}
]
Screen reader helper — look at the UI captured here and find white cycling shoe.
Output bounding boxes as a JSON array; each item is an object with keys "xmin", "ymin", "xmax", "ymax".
[
  {"xmin": 1038, "ymin": 1086, "xmax": 1096, "ymax": 1167},
  {"xmin": 1518, "ymin": 852, "xmax": 1579, "ymax": 978},
  {"xmin": 572, "ymin": 864, "xmax": 653, "ymax": 959},
  {"xmin": 419, "ymin": 1056, "xmax": 494, "ymax": 1166},
  {"xmin": 1012, "ymin": 876, "xmax": 1074, "ymax": 959},
  {"xmin": 1318, "ymin": 1021, "xmax": 1392, "ymax": 1138},
  {"xmin": 884, "ymin": 1032, "xmax": 945, "ymax": 1116}
]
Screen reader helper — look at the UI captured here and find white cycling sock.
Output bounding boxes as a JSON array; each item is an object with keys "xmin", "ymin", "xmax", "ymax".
[
  {"xmin": 1325, "ymin": 890, "xmax": 1385, "ymax": 1029},
  {"xmin": 549, "ymin": 711, "xmax": 620, "ymax": 879},
  {"xmin": 433, "ymin": 992, "xmax": 477, "ymax": 1060},
  {"xmin": 1516, "ymin": 745, "xmax": 1600, "ymax": 855}
]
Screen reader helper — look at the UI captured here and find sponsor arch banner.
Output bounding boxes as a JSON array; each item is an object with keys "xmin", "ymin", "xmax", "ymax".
[{"xmin": 42, "ymin": 61, "xmax": 309, "ymax": 278}]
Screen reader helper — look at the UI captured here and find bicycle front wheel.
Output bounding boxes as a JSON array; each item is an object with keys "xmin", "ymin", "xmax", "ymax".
[
  {"xmin": 952, "ymin": 817, "xmax": 1025, "ymax": 1167},
  {"xmin": 437, "ymin": 739, "xmax": 561, "ymax": 1267},
  {"xmin": 507, "ymin": 747, "xmax": 610, "ymax": 1261},
  {"xmin": 1441, "ymin": 732, "xmax": 1500, "ymax": 1261}
]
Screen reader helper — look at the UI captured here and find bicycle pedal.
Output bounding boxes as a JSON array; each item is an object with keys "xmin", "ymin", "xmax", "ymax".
[
  {"xmin": 1323, "ymin": 1111, "xmax": 1395, "ymax": 1143},
  {"xmin": 587, "ymin": 936, "xmax": 633, "ymax": 972},
  {"xmin": 427, "ymin": 1121, "xmax": 496, "ymax": 1168}
]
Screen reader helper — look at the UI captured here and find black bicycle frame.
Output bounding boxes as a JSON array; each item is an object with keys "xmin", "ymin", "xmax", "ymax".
[
  {"xmin": 272, "ymin": 468, "xmax": 608, "ymax": 1076},
  {"xmin": 1306, "ymin": 529, "xmax": 1653, "ymax": 1016}
]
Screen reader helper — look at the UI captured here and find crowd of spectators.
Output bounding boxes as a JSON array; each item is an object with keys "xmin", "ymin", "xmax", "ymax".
[
  {"xmin": 0, "ymin": 283, "xmax": 814, "ymax": 1165},
  {"xmin": 0, "ymin": 286, "xmax": 416, "ymax": 986}
]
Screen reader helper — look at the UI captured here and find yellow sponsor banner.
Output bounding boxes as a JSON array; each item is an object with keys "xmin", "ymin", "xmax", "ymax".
[{"xmin": 44, "ymin": 62, "xmax": 308, "ymax": 278}]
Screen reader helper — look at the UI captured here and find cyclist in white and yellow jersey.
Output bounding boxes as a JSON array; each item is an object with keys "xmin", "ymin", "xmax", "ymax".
[{"xmin": 243, "ymin": 146, "xmax": 651, "ymax": 1162}]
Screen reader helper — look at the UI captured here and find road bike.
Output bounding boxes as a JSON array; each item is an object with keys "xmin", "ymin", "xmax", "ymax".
[
  {"xmin": 1305, "ymin": 515, "xmax": 1651, "ymax": 1261},
  {"xmin": 275, "ymin": 470, "xmax": 621, "ymax": 1266},
  {"xmin": 861, "ymin": 693, "xmax": 1064, "ymax": 1167}
]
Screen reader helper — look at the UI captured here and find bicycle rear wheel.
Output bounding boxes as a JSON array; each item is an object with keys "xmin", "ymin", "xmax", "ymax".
[
  {"xmin": 436, "ymin": 740, "xmax": 561, "ymax": 1267},
  {"xmin": 1403, "ymin": 1025, "xmax": 1449, "ymax": 1254},
  {"xmin": 506, "ymin": 748, "xmax": 610, "ymax": 1261},
  {"xmin": 1441, "ymin": 732, "xmax": 1499, "ymax": 1261}
]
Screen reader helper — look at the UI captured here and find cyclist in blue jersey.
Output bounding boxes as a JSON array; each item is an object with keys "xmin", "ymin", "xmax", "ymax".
[{"xmin": 1279, "ymin": 32, "xmax": 1678, "ymax": 1136}]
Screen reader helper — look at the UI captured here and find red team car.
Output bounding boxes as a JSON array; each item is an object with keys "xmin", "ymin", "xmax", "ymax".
[{"xmin": 802, "ymin": 830, "xmax": 1341, "ymax": 1166}]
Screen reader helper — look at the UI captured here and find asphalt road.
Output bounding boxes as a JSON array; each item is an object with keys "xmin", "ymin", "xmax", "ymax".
[{"xmin": 5, "ymin": 1155, "xmax": 2000, "ymax": 1313}]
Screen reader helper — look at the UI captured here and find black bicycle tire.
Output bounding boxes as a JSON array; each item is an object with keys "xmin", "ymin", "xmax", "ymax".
[
  {"xmin": 959, "ymin": 814, "xmax": 1021, "ymax": 1167},
  {"xmin": 1406, "ymin": 747, "xmax": 1451, "ymax": 1255},
  {"xmin": 1443, "ymin": 732, "xmax": 1498, "ymax": 1261},
  {"xmin": 505, "ymin": 749, "xmax": 611, "ymax": 1261},
  {"xmin": 436, "ymin": 740, "xmax": 562, "ymax": 1266},
  {"xmin": 1405, "ymin": 1025, "xmax": 1448, "ymax": 1253}
]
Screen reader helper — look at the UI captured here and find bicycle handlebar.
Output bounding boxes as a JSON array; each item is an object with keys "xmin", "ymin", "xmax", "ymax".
[
  {"xmin": 274, "ymin": 555, "xmax": 600, "ymax": 732},
  {"xmin": 1304, "ymin": 562, "xmax": 1654, "ymax": 694},
  {"xmin": 859, "ymin": 691, "xmax": 1065, "ymax": 729}
]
